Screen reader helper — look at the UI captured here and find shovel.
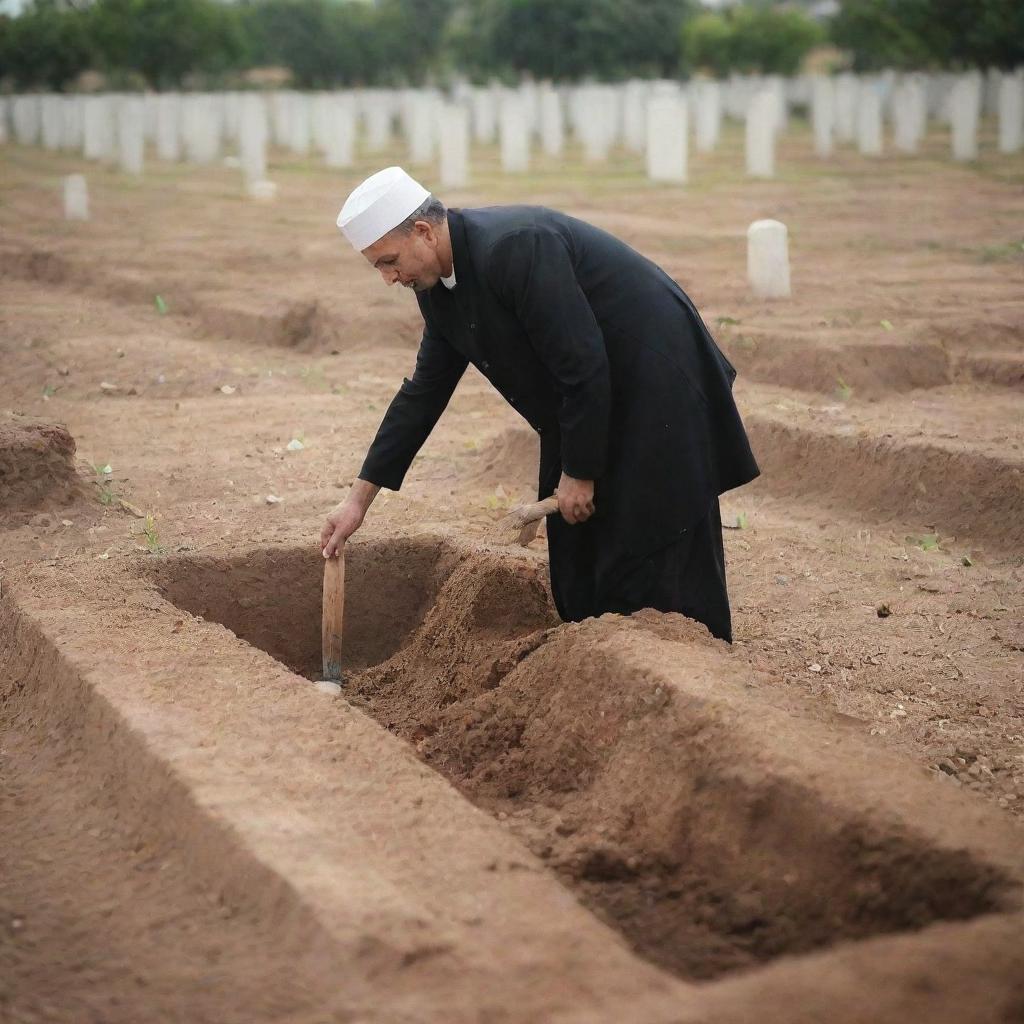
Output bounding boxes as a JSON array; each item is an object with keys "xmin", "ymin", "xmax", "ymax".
[
  {"xmin": 321, "ymin": 547, "xmax": 345, "ymax": 685},
  {"xmin": 488, "ymin": 494, "xmax": 560, "ymax": 546}
]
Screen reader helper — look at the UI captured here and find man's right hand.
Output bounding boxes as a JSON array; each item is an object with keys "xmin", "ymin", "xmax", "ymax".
[
  {"xmin": 321, "ymin": 500, "xmax": 363, "ymax": 558},
  {"xmin": 321, "ymin": 479, "xmax": 381, "ymax": 557}
]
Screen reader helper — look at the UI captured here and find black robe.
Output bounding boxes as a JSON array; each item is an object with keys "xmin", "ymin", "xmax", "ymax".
[{"xmin": 358, "ymin": 206, "xmax": 760, "ymax": 635}]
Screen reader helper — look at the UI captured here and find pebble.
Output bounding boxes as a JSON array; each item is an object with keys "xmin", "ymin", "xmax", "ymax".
[
  {"xmin": 313, "ymin": 681, "xmax": 342, "ymax": 696},
  {"xmin": 774, "ymin": 574, "xmax": 789, "ymax": 586}
]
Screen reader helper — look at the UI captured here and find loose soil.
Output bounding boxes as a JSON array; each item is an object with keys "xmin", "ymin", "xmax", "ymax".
[{"xmin": 1, "ymin": 124, "xmax": 1023, "ymax": 1022}]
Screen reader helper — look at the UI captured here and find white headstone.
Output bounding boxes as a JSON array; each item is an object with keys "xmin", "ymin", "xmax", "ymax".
[
  {"xmin": 745, "ymin": 89, "xmax": 776, "ymax": 178},
  {"xmin": 155, "ymin": 93, "xmax": 181, "ymax": 162},
  {"xmin": 41, "ymin": 95, "xmax": 63, "ymax": 151},
  {"xmin": 470, "ymin": 86, "xmax": 498, "ymax": 145},
  {"xmin": 856, "ymin": 82, "xmax": 883, "ymax": 156},
  {"xmin": 499, "ymin": 92, "xmax": 530, "ymax": 173},
  {"xmin": 694, "ymin": 81, "xmax": 721, "ymax": 153},
  {"xmin": 82, "ymin": 96, "xmax": 112, "ymax": 161},
  {"xmin": 622, "ymin": 79, "xmax": 649, "ymax": 152},
  {"xmin": 645, "ymin": 94, "xmax": 687, "ymax": 183},
  {"xmin": 182, "ymin": 94, "xmax": 221, "ymax": 164},
  {"xmin": 117, "ymin": 98, "xmax": 145, "ymax": 175},
  {"xmin": 322, "ymin": 95, "xmax": 355, "ymax": 169},
  {"xmin": 997, "ymin": 71, "xmax": 1023, "ymax": 154},
  {"xmin": 63, "ymin": 174, "xmax": 89, "ymax": 221},
  {"xmin": 60, "ymin": 96, "xmax": 83, "ymax": 151},
  {"xmin": 0, "ymin": 98, "xmax": 7, "ymax": 145},
  {"xmin": 238, "ymin": 93, "xmax": 268, "ymax": 190},
  {"xmin": 539, "ymin": 84, "xmax": 564, "ymax": 158},
  {"xmin": 362, "ymin": 91, "xmax": 393, "ymax": 153},
  {"xmin": 286, "ymin": 92, "xmax": 311, "ymax": 156},
  {"xmin": 438, "ymin": 104, "xmax": 470, "ymax": 188},
  {"xmin": 407, "ymin": 90, "xmax": 438, "ymax": 165},
  {"xmin": 12, "ymin": 95, "xmax": 42, "ymax": 146},
  {"xmin": 834, "ymin": 73, "xmax": 858, "ymax": 143},
  {"xmin": 747, "ymin": 219, "xmax": 791, "ymax": 299},
  {"xmin": 811, "ymin": 76, "xmax": 834, "ymax": 157},
  {"xmin": 892, "ymin": 76, "xmax": 925, "ymax": 153},
  {"xmin": 950, "ymin": 73, "xmax": 981, "ymax": 161}
]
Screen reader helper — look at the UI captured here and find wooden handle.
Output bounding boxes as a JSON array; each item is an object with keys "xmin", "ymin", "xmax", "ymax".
[
  {"xmin": 516, "ymin": 495, "xmax": 560, "ymax": 526},
  {"xmin": 322, "ymin": 549, "xmax": 345, "ymax": 681}
]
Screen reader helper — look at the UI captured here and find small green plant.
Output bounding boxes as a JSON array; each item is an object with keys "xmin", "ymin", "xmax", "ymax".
[
  {"xmin": 154, "ymin": 294, "xmax": 168, "ymax": 315},
  {"xmin": 42, "ymin": 383, "xmax": 57, "ymax": 398},
  {"xmin": 908, "ymin": 534, "xmax": 940, "ymax": 551},
  {"xmin": 977, "ymin": 240, "xmax": 1024, "ymax": 264},
  {"xmin": 835, "ymin": 377, "xmax": 853, "ymax": 401},
  {"xmin": 879, "ymin": 319, "xmax": 893, "ymax": 331},
  {"xmin": 716, "ymin": 315, "xmax": 741, "ymax": 327},
  {"xmin": 143, "ymin": 514, "xmax": 163, "ymax": 554},
  {"xmin": 92, "ymin": 462, "xmax": 116, "ymax": 505}
]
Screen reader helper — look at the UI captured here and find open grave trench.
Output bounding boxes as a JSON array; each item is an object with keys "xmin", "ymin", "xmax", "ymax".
[{"xmin": 147, "ymin": 536, "xmax": 1022, "ymax": 985}]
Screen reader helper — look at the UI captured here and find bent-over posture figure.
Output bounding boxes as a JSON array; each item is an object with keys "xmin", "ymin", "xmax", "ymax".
[{"xmin": 321, "ymin": 167, "xmax": 759, "ymax": 642}]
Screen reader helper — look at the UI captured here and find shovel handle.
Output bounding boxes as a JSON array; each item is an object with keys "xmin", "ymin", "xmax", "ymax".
[{"xmin": 322, "ymin": 548, "xmax": 345, "ymax": 681}]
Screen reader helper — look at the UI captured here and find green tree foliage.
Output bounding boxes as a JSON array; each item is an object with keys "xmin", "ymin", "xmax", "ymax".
[
  {"xmin": 451, "ymin": 0, "xmax": 695, "ymax": 83},
  {"xmin": 682, "ymin": 5, "xmax": 824, "ymax": 78},
  {"xmin": 89, "ymin": 0, "xmax": 248, "ymax": 88},
  {"xmin": 0, "ymin": 0, "xmax": 93, "ymax": 91},
  {"xmin": 831, "ymin": 0, "xmax": 1024, "ymax": 71}
]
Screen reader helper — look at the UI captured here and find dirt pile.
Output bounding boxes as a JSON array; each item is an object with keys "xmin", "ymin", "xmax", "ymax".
[{"xmin": 0, "ymin": 418, "xmax": 81, "ymax": 516}]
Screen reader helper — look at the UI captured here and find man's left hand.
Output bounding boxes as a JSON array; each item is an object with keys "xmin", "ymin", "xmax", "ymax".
[{"xmin": 557, "ymin": 473, "xmax": 595, "ymax": 525}]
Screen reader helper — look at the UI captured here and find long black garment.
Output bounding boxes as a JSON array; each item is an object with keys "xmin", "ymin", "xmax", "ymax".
[{"xmin": 358, "ymin": 207, "xmax": 760, "ymax": 638}]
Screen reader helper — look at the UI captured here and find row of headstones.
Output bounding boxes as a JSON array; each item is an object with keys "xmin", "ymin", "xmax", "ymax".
[
  {"xmin": 5, "ymin": 70, "xmax": 1022, "ymax": 193},
  {"xmin": 60, "ymin": 169, "xmax": 792, "ymax": 303}
]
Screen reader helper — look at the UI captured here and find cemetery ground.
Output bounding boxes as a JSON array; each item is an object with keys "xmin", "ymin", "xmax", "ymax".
[{"xmin": 1, "ymin": 123, "xmax": 1023, "ymax": 1023}]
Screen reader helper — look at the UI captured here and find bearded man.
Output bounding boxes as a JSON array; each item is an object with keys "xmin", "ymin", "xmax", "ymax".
[{"xmin": 320, "ymin": 166, "xmax": 758, "ymax": 642}]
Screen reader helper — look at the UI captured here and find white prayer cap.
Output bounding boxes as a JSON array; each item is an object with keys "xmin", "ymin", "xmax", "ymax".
[{"xmin": 336, "ymin": 166, "xmax": 431, "ymax": 251}]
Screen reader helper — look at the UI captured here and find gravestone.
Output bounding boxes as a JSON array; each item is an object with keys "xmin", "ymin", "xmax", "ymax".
[
  {"xmin": 834, "ymin": 73, "xmax": 858, "ymax": 143},
  {"xmin": 407, "ymin": 91, "xmax": 438, "ymax": 166},
  {"xmin": 362, "ymin": 91, "xmax": 393, "ymax": 153},
  {"xmin": 322, "ymin": 95, "xmax": 356, "ymax": 169},
  {"xmin": 286, "ymin": 92, "xmax": 311, "ymax": 156},
  {"xmin": 950, "ymin": 74, "xmax": 981, "ymax": 161},
  {"xmin": 622, "ymin": 79, "xmax": 649, "ymax": 153},
  {"xmin": 12, "ymin": 95, "xmax": 42, "ymax": 146},
  {"xmin": 117, "ymin": 97, "xmax": 145, "ymax": 175},
  {"xmin": 747, "ymin": 219, "xmax": 791, "ymax": 299},
  {"xmin": 182, "ymin": 95, "xmax": 221, "ymax": 164},
  {"xmin": 500, "ymin": 92, "xmax": 530, "ymax": 173},
  {"xmin": 238, "ymin": 94, "xmax": 268, "ymax": 191},
  {"xmin": 694, "ymin": 81, "xmax": 721, "ymax": 154},
  {"xmin": 41, "ymin": 95, "xmax": 63, "ymax": 151},
  {"xmin": 471, "ymin": 86, "xmax": 498, "ymax": 145},
  {"xmin": 155, "ymin": 93, "xmax": 181, "ymax": 162},
  {"xmin": 63, "ymin": 174, "xmax": 89, "ymax": 221},
  {"xmin": 539, "ymin": 84, "xmax": 564, "ymax": 158},
  {"xmin": 645, "ymin": 94, "xmax": 687, "ymax": 183},
  {"xmin": 83, "ymin": 96, "xmax": 114, "ymax": 162},
  {"xmin": 892, "ymin": 77, "xmax": 925, "ymax": 153},
  {"xmin": 856, "ymin": 82, "xmax": 883, "ymax": 156},
  {"xmin": 60, "ymin": 96, "xmax": 83, "ymax": 152},
  {"xmin": 439, "ymin": 104, "xmax": 470, "ymax": 188},
  {"xmin": 745, "ymin": 89, "xmax": 776, "ymax": 178},
  {"xmin": 998, "ymin": 71, "xmax": 1023, "ymax": 154},
  {"xmin": 811, "ymin": 76, "xmax": 834, "ymax": 157}
]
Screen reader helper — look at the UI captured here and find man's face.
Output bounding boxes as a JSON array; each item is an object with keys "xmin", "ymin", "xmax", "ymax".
[{"xmin": 363, "ymin": 220, "xmax": 443, "ymax": 292}]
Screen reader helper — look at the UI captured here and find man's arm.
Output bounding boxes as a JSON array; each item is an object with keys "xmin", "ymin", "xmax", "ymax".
[{"xmin": 321, "ymin": 324, "xmax": 467, "ymax": 556}]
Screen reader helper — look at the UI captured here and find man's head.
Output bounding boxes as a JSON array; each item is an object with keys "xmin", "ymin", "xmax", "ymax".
[{"xmin": 337, "ymin": 167, "xmax": 450, "ymax": 292}]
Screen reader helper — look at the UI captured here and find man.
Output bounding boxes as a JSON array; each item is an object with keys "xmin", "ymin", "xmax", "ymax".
[{"xmin": 320, "ymin": 166, "xmax": 758, "ymax": 642}]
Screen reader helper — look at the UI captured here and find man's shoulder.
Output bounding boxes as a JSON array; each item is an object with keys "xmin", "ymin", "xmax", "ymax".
[{"xmin": 459, "ymin": 204, "xmax": 570, "ymax": 242}]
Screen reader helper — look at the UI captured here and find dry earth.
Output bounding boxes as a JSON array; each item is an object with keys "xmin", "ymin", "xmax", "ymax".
[{"xmin": 1, "ymin": 122, "xmax": 1023, "ymax": 1023}]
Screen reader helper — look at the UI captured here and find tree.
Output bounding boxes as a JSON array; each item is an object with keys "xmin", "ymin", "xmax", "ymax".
[
  {"xmin": 0, "ymin": 0, "xmax": 93, "ymax": 91},
  {"xmin": 831, "ymin": 0, "xmax": 1024, "ymax": 71},
  {"xmin": 450, "ymin": 0, "xmax": 694, "ymax": 82},
  {"xmin": 89, "ymin": 0, "xmax": 248, "ymax": 89},
  {"xmin": 682, "ymin": 5, "xmax": 823, "ymax": 78}
]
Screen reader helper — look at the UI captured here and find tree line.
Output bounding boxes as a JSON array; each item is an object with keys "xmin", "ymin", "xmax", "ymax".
[{"xmin": 1, "ymin": 0, "xmax": 1020, "ymax": 94}]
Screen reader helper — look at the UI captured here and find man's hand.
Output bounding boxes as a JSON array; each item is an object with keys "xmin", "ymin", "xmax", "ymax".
[
  {"xmin": 321, "ymin": 479, "xmax": 381, "ymax": 557},
  {"xmin": 557, "ymin": 472, "xmax": 595, "ymax": 525}
]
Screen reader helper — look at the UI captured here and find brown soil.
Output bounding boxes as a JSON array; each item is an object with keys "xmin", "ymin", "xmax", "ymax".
[{"xmin": 1, "ymin": 125, "xmax": 1023, "ymax": 1022}]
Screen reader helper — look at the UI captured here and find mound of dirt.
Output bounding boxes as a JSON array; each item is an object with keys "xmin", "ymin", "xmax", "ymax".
[
  {"xmin": 0, "ymin": 418, "xmax": 81, "ymax": 516},
  {"xmin": 465, "ymin": 427, "xmax": 539, "ymax": 495}
]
